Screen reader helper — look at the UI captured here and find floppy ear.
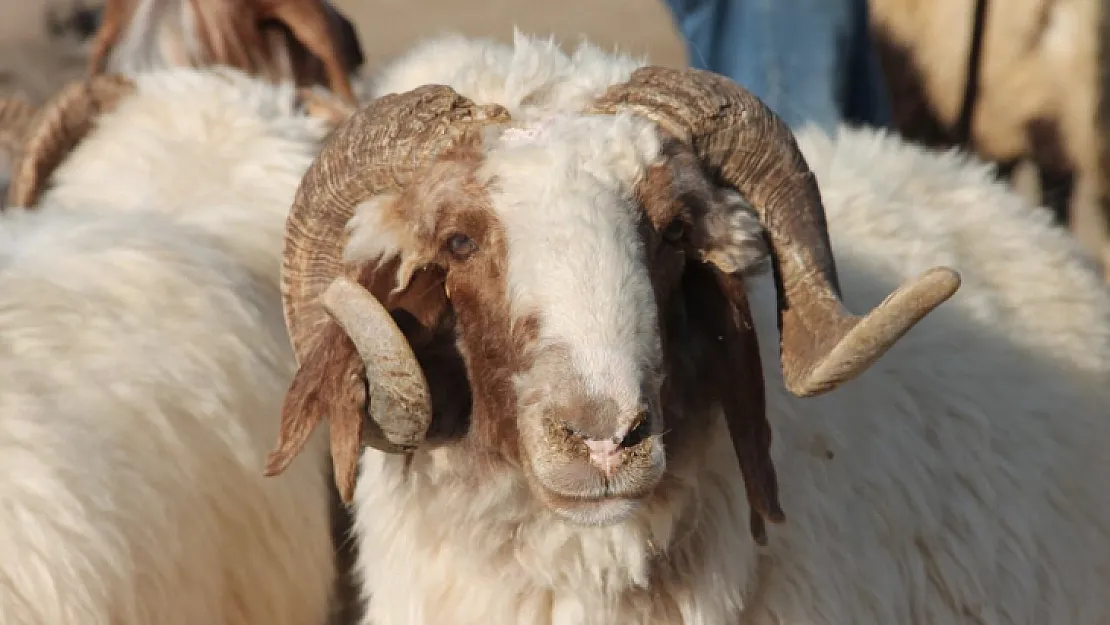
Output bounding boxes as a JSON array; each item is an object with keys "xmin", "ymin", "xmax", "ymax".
[
  {"xmin": 88, "ymin": 0, "xmax": 362, "ymax": 102},
  {"xmin": 678, "ymin": 261, "xmax": 783, "ymax": 545},
  {"xmin": 687, "ymin": 172, "xmax": 786, "ymax": 544},
  {"xmin": 270, "ymin": 257, "xmax": 471, "ymax": 502},
  {"xmin": 644, "ymin": 141, "xmax": 782, "ymax": 544},
  {"xmin": 267, "ymin": 0, "xmax": 365, "ymax": 97},
  {"xmin": 270, "ymin": 151, "xmax": 491, "ymax": 498}
]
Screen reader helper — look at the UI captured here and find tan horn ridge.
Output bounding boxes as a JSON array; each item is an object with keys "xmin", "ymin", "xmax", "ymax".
[
  {"xmin": 0, "ymin": 96, "xmax": 36, "ymax": 208},
  {"xmin": 6, "ymin": 74, "xmax": 136, "ymax": 209},
  {"xmin": 590, "ymin": 66, "xmax": 961, "ymax": 397},
  {"xmin": 269, "ymin": 85, "xmax": 508, "ymax": 480},
  {"xmin": 281, "ymin": 84, "xmax": 509, "ymax": 363}
]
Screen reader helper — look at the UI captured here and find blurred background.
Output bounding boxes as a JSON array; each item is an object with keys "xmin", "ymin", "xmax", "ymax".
[
  {"xmin": 0, "ymin": 0, "xmax": 685, "ymax": 104},
  {"xmin": 3, "ymin": 0, "xmax": 1107, "ymax": 278}
]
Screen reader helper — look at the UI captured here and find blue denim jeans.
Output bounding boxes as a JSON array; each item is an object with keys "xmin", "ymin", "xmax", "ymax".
[{"xmin": 661, "ymin": 0, "xmax": 891, "ymax": 133}]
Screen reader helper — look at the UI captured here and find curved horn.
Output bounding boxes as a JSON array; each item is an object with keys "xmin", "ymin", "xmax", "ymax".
[
  {"xmin": 6, "ymin": 74, "xmax": 136, "ymax": 209},
  {"xmin": 277, "ymin": 85, "xmax": 510, "ymax": 461},
  {"xmin": 0, "ymin": 96, "xmax": 36, "ymax": 208},
  {"xmin": 590, "ymin": 67, "xmax": 961, "ymax": 397},
  {"xmin": 319, "ymin": 276, "xmax": 433, "ymax": 442}
]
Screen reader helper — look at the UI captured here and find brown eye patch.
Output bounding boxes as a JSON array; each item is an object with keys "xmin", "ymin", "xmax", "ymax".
[
  {"xmin": 661, "ymin": 218, "xmax": 688, "ymax": 243},
  {"xmin": 446, "ymin": 233, "xmax": 478, "ymax": 259}
]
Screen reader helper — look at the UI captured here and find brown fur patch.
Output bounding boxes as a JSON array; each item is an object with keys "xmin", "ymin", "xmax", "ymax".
[
  {"xmin": 871, "ymin": 0, "xmax": 1101, "ymax": 239},
  {"xmin": 871, "ymin": 27, "xmax": 963, "ymax": 147},
  {"xmin": 371, "ymin": 149, "xmax": 530, "ymax": 463},
  {"xmin": 634, "ymin": 141, "xmax": 782, "ymax": 543},
  {"xmin": 289, "ymin": 135, "xmax": 779, "ymax": 543},
  {"xmin": 1026, "ymin": 116, "xmax": 1076, "ymax": 223},
  {"xmin": 88, "ymin": 0, "xmax": 363, "ymax": 102},
  {"xmin": 327, "ymin": 476, "xmax": 363, "ymax": 625},
  {"xmin": 277, "ymin": 149, "xmax": 544, "ymax": 501},
  {"xmin": 1099, "ymin": 0, "xmax": 1110, "ymax": 242}
]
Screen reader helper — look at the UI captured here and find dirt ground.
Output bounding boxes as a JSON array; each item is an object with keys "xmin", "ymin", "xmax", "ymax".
[{"xmin": 0, "ymin": 0, "xmax": 685, "ymax": 103}]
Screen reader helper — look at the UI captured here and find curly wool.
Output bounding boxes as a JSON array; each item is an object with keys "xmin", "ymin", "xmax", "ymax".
[
  {"xmin": 0, "ymin": 67, "xmax": 336, "ymax": 625},
  {"xmin": 348, "ymin": 33, "xmax": 1110, "ymax": 625}
]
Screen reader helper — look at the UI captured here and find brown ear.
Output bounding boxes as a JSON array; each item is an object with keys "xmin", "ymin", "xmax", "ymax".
[
  {"xmin": 267, "ymin": 0, "xmax": 364, "ymax": 99},
  {"xmin": 269, "ymin": 258, "xmax": 469, "ymax": 502},
  {"xmin": 642, "ymin": 142, "xmax": 781, "ymax": 544},
  {"xmin": 87, "ymin": 0, "xmax": 130, "ymax": 76},
  {"xmin": 679, "ymin": 262, "xmax": 783, "ymax": 545},
  {"xmin": 88, "ymin": 0, "xmax": 361, "ymax": 103},
  {"xmin": 6, "ymin": 75, "xmax": 136, "ymax": 209}
]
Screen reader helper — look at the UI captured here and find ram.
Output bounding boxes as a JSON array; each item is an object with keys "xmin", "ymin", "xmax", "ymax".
[
  {"xmin": 265, "ymin": 33, "xmax": 1110, "ymax": 625},
  {"xmin": 0, "ymin": 34, "xmax": 362, "ymax": 624}
]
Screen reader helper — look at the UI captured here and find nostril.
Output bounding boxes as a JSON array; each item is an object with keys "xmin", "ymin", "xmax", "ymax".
[
  {"xmin": 619, "ymin": 414, "xmax": 651, "ymax": 449},
  {"xmin": 579, "ymin": 413, "xmax": 653, "ymax": 475}
]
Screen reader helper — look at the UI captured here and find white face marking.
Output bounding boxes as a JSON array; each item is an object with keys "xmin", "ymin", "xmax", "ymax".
[{"xmin": 480, "ymin": 113, "xmax": 664, "ymax": 425}]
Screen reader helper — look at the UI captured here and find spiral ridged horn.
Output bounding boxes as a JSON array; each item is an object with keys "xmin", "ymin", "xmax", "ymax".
[
  {"xmin": 0, "ymin": 96, "xmax": 36, "ymax": 208},
  {"xmin": 589, "ymin": 67, "xmax": 961, "ymax": 397},
  {"xmin": 6, "ymin": 74, "xmax": 136, "ymax": 209},
  {"xmin": 266, "ymin": 86, "xmax": 510, "ymax": 486}
]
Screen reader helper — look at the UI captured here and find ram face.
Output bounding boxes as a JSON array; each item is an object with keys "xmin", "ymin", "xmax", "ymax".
[{"xmin": 266, "ymin": 71, "xmax": 961, "ymax": 541}]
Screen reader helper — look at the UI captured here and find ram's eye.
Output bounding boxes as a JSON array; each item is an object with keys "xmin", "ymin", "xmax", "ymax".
[
  {"xmin": 446, "ymin": 233, "xmax": 478, "ymax": 259},
  {"xmin": 661, "ymin": 219, "xmax": 686, "ymax": 243}
]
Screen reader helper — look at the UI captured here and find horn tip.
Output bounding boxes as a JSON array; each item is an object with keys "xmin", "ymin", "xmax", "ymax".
[{"xmin": 785, "ymin": 265, "xmax": 962, "ymax": 397}]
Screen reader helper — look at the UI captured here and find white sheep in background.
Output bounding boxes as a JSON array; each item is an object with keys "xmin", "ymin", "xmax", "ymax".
[
  {"xmin": 0, "ymin": 65, "xmax": 344, "ymax": 625},
  {"xmin": 265, "ymin": 33, "xmax": 1110, "ymax": 625}
]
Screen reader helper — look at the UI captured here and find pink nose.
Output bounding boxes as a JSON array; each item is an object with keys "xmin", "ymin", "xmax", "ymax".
[{"xmin": 584, "ymin": 438, "xmax": 623, "ymax": 476}]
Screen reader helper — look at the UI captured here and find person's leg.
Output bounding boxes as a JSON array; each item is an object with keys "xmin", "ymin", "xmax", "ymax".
[
  {"xmin": 713, "ymin": 0, "xmax": 847, "ymax": 132},
  {"xmin": 660, "ymin": 0, "xmax": 724, "ymax": 72},
  {"xmin": 660, "ymin": 0, "xmax": 892, "ymax": 131}
]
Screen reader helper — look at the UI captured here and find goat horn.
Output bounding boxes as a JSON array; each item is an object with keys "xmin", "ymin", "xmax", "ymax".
[
  {"xmin": 319, "ymin": 276, "xmax": 433, "ymax": 443},
  {"xmin": 280, "ymin": 85, "xmax": 510, "ymax": 454},
  {"xmin": 6, "ymin": 74, "xmax": 135, "ymax": 209},
  {"xmin": 0, "ymin": 96, "xmax": 36, "ymax": 208},
  {"xmin": 590, "ymin": 67, "xmax": 961, "ymax": 396}
]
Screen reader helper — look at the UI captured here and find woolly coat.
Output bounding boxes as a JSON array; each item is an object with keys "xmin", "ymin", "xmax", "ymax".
[
  {"xmin": 0, "ymin": 67, "xmax": 336, "ymax": 625},
  {"xmin": 344, "ymin": 33, "xmax": 1110, "ymax": 625}
]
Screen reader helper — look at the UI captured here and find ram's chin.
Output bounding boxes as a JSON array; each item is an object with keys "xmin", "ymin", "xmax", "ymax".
[
  {"xmin": 539, "ymin": 490, "xmax": 643, "ymax": 527},
  {"xmin": 556, "ymin": 498, "xmax": 641, "ymax": 526}
]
